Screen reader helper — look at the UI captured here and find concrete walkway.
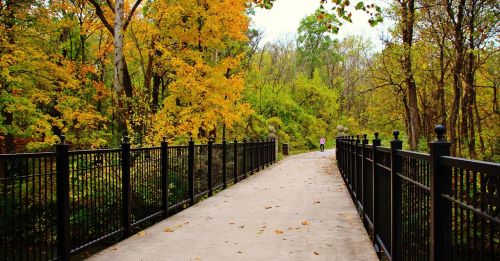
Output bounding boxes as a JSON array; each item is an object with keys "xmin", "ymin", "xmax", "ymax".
[{"xmin": 88, "ymin": 150, "xmax": 377, "ymax": 261}]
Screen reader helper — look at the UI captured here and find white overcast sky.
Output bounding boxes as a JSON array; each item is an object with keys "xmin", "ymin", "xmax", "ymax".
[{"xmin": 251, "ymin": 0, "xmax": 391, "ymax": 51}]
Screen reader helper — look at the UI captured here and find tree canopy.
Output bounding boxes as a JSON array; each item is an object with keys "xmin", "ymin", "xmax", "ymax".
[{"xmin": 0, "ymin": 0, "xmax": 498, "ymax": 161}]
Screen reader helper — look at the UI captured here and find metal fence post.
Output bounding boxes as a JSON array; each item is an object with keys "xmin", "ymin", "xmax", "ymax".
[
  {"xmin": 355, "ymin": 135, "xmax": 360, "ymax": 203},
  {"xmin": 430, "ymin": 125, "xmax": 451, "ymax": 261},
  {"xmin": 390, "ymin": 131, "xmax": 403, "ymax": 261},
  {"xmin": 256, "ymin": 140, "xmax": 260, "ymax": 172},
  {"xmin": 273, "ymin": 139, "xmax": 277, "ymax": 163},
  {"xmin": 243, "ymin": 139, "xmax": 247, "ymax": 178},
  {"xmin": 188, "ymin": 137, "xmax": 195, "ymax": 206},
  {"xmin": 267, "ymin": 139, "xmax": 274, "ymax": 167},
  {"xmin": 55, "ymin": 135, "xmax": 70, "ymax": 261},
  {"xmin": 121, "ymin": 134, "xmax": 132, "ymax": 238},
  {"xmin": 222, "ymin": 137, "xmax": 227, "ymax": 189},
  {"xmin": 349, "ymin": 136, "xmax": 354, "ymax": 196},
  {"xmin": 372, "ymin": 132, "xmax": 381, "ymax": 245},
  {"xmin": 208, "ymin": 138, "xmax": 213, "ymax": 196},
  {"xmin": 361, "ymin": 134, "xmax": 368, "ymax": 219},
  {"xmin": 161, "ymin": 137, "xmax": 169, "ymax": 217},
  {"xmin": 250, "ymin": 140, "xmax": 254, "ymax": 175},
  {"xmin": 233, "ymin": 139, "xmax": 238, "ymax": 183},
  {"xmin": 264, "ymin": 139, "xmax": 269, "ymax": 167}
]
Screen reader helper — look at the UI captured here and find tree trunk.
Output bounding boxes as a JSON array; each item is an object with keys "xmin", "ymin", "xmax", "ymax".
[
  {"xmin": 446, "ymin": 0, "xmax": 466, "ymax": 156},
  {"xmin": 114, "ymin": 0, "xmax": 127, "ymax": 134},
  {"xmin": 400, "ymin": 0, "xmax": 421, "ymax": 150},
  {"xmin": 151, "ymin": 74, "xmax": 161, "ymax": 113}
]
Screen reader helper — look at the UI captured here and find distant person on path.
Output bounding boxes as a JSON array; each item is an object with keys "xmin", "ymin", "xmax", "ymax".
[{"xmin": 319, "ymin": 137, "xmax": 325, "ymax": 152}]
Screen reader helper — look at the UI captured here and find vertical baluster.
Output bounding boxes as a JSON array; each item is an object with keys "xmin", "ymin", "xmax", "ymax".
[
  {"xmin": 233, "ymin": 139, "xmax": 238, "ymax": 183},
  {"xmin": 372, "ymin": 132, "xmax": 381, "ymax": 249},
  {"xmin": 56, "ymin": 135, "xmax": 70, "ymax": 261},
  {"xmin": 222, "ymin": 137, "xmax": 227, "ymax": 189},
  {"xmin": 208, "ymin": 138, "xmax": 213, "ymax": 196},
  {"xmin": 188, "ymin": 137, "xmax": 195, "ymax": 206},
  {"xmin": 121, "ymin": 134, "xmax": 132, "ymax": 238},
  {"xmin": 161, "ymin": 137, "xmax": 169, "ymax": 216},
  {"xmin": 391, "ymin": 131, "xmax": 403, "ymax": 261}
]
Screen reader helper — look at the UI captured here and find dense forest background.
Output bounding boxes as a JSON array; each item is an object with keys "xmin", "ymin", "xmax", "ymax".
[{"xmin": 0, "ymin": 0, "xmax": 498, "ymax": 161}]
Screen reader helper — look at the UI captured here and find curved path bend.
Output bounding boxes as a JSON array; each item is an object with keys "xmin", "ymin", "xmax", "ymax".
[{"xmin": 88, "ymin": 150, "xmax": 377, "ymax": 261}]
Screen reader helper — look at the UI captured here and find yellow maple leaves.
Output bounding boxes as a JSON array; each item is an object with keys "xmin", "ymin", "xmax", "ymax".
[{"xmin": 146, "ymin": 0, "xmax": 251, "ymax": 142}]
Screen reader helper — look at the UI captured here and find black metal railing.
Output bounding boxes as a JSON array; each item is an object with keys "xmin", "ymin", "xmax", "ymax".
[
  {"xmin": 336, "ymin": 125, "xmax": 500, "ymax": 261},
  {"xmin": 0, "ymin": 136, "xmax": 276, "ymax": 261}
]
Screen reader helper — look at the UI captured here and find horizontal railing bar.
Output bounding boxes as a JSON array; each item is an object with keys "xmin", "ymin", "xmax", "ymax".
[
  {"xmin": 131, "ymin": 211, "xmax": 164, "ymax": 227},
  {"xmin": 394, "ymin": 150, "xmax": 430, "ymax": 161},
  {"xmin": 441, "ymin": 194, "xmax": 500, "ymax": 224},
  {"xmin": 130, "ymin": 147, "xmax": 161, "ymax": 151},
  {"xmin": 376, "ymin": 163, "xmax": 391, "ymax": 172},
  {"xmin": 375, "ymin": 146, "xmax": 391, "ymax": 153},
  {"xmin": 440, "ymin": 156, "xmax": 500, "ymax": 175},
  {"xmin": 68, "ymin": 148, "xmax": 121, "ymax": 154},
  {"xmin": 396, "ymin": 173, "xmax": 430, "ymax": 191},
  {"xmin": 195, "ymin": 191, "xmax": 209, "ymax": 199},
  {"xmin": 168, "ymin": 145, "xmax": 189, "ymax": 149},
  {"xmin": 169, "ymin": 199, "xmax": 191, "ymax": 210},
  {"xmin": 375, "ymin": 234, "xmax": 392, "ymax": 261},
  {"xmin": 0, "ymin": 152, "xmax": 56, "ymax": 157},
  {"xmin": 70, "ymin": 228, "xmax": 124, "ymax": 255},
  {"xmin": 364, "ymin": 215, "xmax": 374, "ymax": 230}
]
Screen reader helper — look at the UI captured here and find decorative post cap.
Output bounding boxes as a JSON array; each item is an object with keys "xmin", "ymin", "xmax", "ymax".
[
  {"xmin": 190, "ymin": 136, "xmax": 193, "ymax": 141},
  {"xmin": 393, "ymin": 130, "xmax": 400, "ymax": 140},
  {"xmin": 122, "ymin": 134, "xmax": 129, "ymax": 143},
  {"xmin": 435, "ymin": 125, "xmax": 446, "ymax": 142},
  {"xmin": 59, "ymin": 134, "xmax": 66, "ymax": 144},
  {"xmin": 374, "ymin": 132, "xmax": 379, "ymax": 139},
  {"xmin": 162, "ymin": 137, "xmax": 166, "ymax": 142},
  {"xmin": 356, "ymin": 135, "xmax": 360, "ymax": 141},
  {"xmin": 363, "ymin": 134, "xmax": 367, "ymax": 140}
]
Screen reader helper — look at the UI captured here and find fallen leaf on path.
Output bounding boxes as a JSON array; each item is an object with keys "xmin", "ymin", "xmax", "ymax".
[
  {"xmin": 261, "ymin": 225, "xmax": 266, "ymax": 228},
  {"xmin": 314, "ymin": 200, "xmax": 320, "ymax": 204},
  {"xmin": 314, "ymin": 252, "xmax": 320, "ymax": 255},
  {"xmin": 302, "ymin": 220, "xmax": 310, "ymax": 225},
  {"xmin": 287, "ymin": 227, "xmax": 294, "ymax": 230},
  {"xmin": 111, "ymin": 247, "xmax": 118, "ymax": 250},
  {"xmin": 136, "ymin": 231, "xmax": 146, "ymax": 236},
  {"xmin": 238, "ymin": 225, "xmax": 245, "ymax": 229},
  {"xmin": 229, "ymin": 222, "xmax": 235, "ymax": 225},
  {"xmin": 274, "ymin": 229, "xmax": 284, "ymax": 234},
  {"xmin": 265, "ymin": 206, "xmax": 272, "ymax": 209},
  {"xmin": 164, "ymin": 227, "xmax": 175, "ymax": 232}
]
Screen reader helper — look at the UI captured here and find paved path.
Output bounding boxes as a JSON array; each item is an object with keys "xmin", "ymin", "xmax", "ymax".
[{"xmin": 88, "ymin": 150, "xmax": 377, "ymax": 261}]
